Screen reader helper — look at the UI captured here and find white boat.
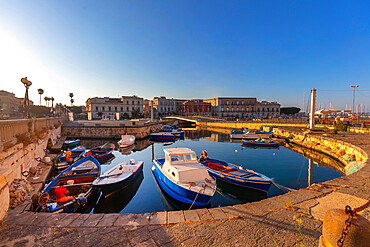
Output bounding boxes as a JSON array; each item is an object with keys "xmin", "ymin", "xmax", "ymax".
[
  {"xmin": 230, "ymin": 128, "xmax": 255, "ymax": 139},
  {"xmin": 152, "ymin": 148, "xmax": 216, "ymax": 206},
  {"xmin": 118, "ymin": 135, "xmax": 135, "ymax": 149},
  {"xmin": 93, "ymin": 159, "xmax": 144, "ymax": 198},
  {"xmin": 241, "ymin": 129, "xmax": 273, "ymax": 140}
]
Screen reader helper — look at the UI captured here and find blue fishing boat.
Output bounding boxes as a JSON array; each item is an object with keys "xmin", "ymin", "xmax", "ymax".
[
  {"xmin": 163, "ymin": 125, "xmax": 185, "ymax": 137},
  {"xmin": 54, "ymin": 145, "xmax": 86, "ymax": 170},
  {"xmin": 150, "ymin": 132, "xmax": 176, "ymax": 141},
  {"xmin": 85, "ymin": 143, "xmax": 115, "ymax": 164},
  {"xmin": 152, "ymin": 148, "xmax": 216, "ymax": 206},
  {"xmin": 242, "ymin": 139, "xmax": 280, "ymax": 147},
  {"xmin": 31, "ymin": 156, "xmax": 101, "ymax": 213},
  {"xmin": 93, "ymin": 159, "xmax": 144, "ymax": 198},
  {"xmin": 63, "ymin": 139, "xmax": 81, "ymax": 149},
  {"xmin": 199, "ymin": 154, "xmax": 273, "ymax": 193}
]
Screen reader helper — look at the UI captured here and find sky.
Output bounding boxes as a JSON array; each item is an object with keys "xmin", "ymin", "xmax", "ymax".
[{"xmin": 0, "ymin": 0, "xmax": 369, "ymax": 111}]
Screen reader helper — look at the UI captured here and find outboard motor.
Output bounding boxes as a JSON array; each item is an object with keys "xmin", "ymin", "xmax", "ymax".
[{"xmin": 76, "ymin": 196, "xmax": 87, "ymax": 207}]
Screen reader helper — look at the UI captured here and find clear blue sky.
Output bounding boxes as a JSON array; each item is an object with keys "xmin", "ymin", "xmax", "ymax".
[{"xmin": 0, "ymin": 1, "xmax": 369, "ymax": 111}]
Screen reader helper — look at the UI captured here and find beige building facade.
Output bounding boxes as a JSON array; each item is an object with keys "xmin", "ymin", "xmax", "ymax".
[
  {"xmin": 0, "ymin": 90, "xmax": 33, "ymax": 119},
  {"xmin": 151, "ymin": 96, "xmax": 185, "ymax": 117}
]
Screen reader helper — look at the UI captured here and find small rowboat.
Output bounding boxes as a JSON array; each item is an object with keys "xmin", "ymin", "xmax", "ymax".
[
  {"xmin": 163, "ymin": 125, "xmax": 185, "ymax": 137},
  {"xmin": 85, "ymin": 143, "xmax": 115, "ymax": 164},
  {"xmin": 63, "ymin": 139, "xmax": 81, "ymax": 149},
  {"xmin": 150, "ymin": 132, "xmax": 176, "ymax": 141},
  {"xmin": 54, "ymin": 145, "xmax": 86, "ymax": 170},
  {"xmin": 200, "ymin": 158, "xmax": 273, "ymax": 193},
  {"xmin": 31, "ymin": 156, "xmax": 101, "ymax": 213},
  {"xmin": 242, "ymin": 139, "xmax": 279, "ymax": 147},
  {"xmin": 93, "ymin": 159, "xmax": 144, "ymax": 198},
  {"xmin": 117, "ymin": 135, "xmax": 135, "ymax": 149}
]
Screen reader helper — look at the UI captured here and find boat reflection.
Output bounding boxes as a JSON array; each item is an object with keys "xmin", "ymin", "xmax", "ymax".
[
  {"xmin": 215, "ymin": 180, "xmax": 267, "ymax": 204},
  {"xmin": 119, "ymin": 145, "xmax": 135, "ymax": 155},
  {"xmin": 241, "ymin": 145, "xmax": 280, "ymax": 150},
  {"xmin": 93, "ymin": 171, "xmax": 144, "ymax": 213},
  {"xmin": 152, "ymin": 171, "xmax": 210, "ymax": 211}
]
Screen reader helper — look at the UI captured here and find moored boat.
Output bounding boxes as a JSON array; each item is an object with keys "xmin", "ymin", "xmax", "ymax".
[
  {"xmin": 31, "ymin": 156, "xmax": 101, "ymax": 213},
  {"xmin": 242, "ymin": 139, "xmax": 280, "ymax": 147},
  {"xmin": 199, "ymin": 153, "xmax": 273, "ymax": 193},
  {"xmin": 85, "ymin": 143, "xmax": 115, "ymax": 163},
  {"xmin": 118, "ymin": 135, "xmax": 135, "ymax": 149},
  {"xmin": 93, "ymin": 159, "xmax": 144, "ymax": 198},
  {"xmin": 63, "ymin": 139, "xmax": 81, "ymax": 149},
  {"xmin": 150, "ymin": 132, "xmax": 176, "ymax": 141},
  {"xmin": 230, "ymin": 128, "xmax": 254, "ymax": 139},
  {"xmin": 54, "ymin": 145, "xmax": 86, "ymax": 170},
  {"xmin": 152, "ymin": 148, "xmax": 216, "ymax": 206},
  {"xmin": 163, "ymin": 125, "xmax": 184, "ymax": 137},
  {"xmin": 241, "ymin": 129, "xmax": 273, "ymax": 140}
]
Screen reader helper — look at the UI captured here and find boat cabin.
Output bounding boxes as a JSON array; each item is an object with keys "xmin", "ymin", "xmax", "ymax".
[{"xmin": 162, "ymin": 148, "xmax": 211, "ymax": 183}]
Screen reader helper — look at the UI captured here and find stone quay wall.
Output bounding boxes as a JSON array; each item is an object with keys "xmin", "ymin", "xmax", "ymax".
[
  {"xmin": 62, "ymin": 121, "xmax": 171, "ymax": 139},
  {"xmin": 0, "ymin": 118, "xmax": 63, "ymax": 221}
]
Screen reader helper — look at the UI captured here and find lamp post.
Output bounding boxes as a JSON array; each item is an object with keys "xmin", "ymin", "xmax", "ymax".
[
  {"xmin": 21, "ymin": 77, "xmax": 32, "ymax": 118},
  {"xmin": 50, "ymin": 97, "xmax": 54, "ymax": 116},
  {"xmin": 351, "ymin": 85, "xmax": 359, "ymax": 115}
]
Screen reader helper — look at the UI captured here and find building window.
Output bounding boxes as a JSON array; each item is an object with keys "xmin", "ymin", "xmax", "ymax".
[
  {"xmin": 121, "ymin": 107, "xmax": 123, "ymax": 111},
  {"xmin": 242, "ymin": 101, "xmax": 244, "ymax": 105},
  {"xmin": 226, "ymin": 108, "xmax": 229, "ymax": 112},
  {"xmin": 95, "ymin": 106, "xmax": 98, "ymax": 111},
  {"xmin": 226, "ymin": 101, "xmax": 229, "ymax": 105},
  {"xmin": 109, "ymin": 106, "xmax": 111, "ymax": 111},
  {"xmin": 127, "ymin": 107, "xmax": 129, "ymax": 111},
  {"xmin": 138, "ymin": 101, "xmax": 140, "ymax": 105},
  {"xmin": 115, "ymin": 106, "xmax": 117, "ymax": 111},
  {"xmin": 241, "ymin": 108, "xmax": 244, "ymax": 111},
  {"xmin": 138, "ymin": 107, "xmax": 140, "ymax": 110},
  {"xmin": 132, "ymin": 101, "xmax": 135, "ymax": 105},
  {"xmin": 102, "ymin": 106, "xmax": 105, "ymax": 111},
  {"xmin": 127, "ymin": 101, "xmax": 129, "ymax": 104},
  {"xmin": 237, "ymin": 101, "xmax": 239, "ymax": 105},
  {"xmin": 236, "ymin": 108, "xmax": 239, "ymax": 112}
]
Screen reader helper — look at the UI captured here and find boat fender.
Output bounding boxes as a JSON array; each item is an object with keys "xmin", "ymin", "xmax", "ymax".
[{"xmin": 76, "ymin": 197, "xmax": 87, "ymax": 207}]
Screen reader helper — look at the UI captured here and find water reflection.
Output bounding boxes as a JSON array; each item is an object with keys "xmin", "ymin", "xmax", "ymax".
[
  {"xmin": 215, "ymin": 180, "xmax": 267, "ymax": 203},
  {"xmin": 93, "ymin": 172, "xmax": 144, "ymax": 213}
]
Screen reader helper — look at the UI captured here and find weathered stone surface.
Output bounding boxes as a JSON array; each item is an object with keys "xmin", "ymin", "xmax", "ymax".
[
  {"xmin": 168, "ymin": 211, "xmax": 185, "ymax": 224},
  {"xmin": 68, "ymin": 213, "xmax": 90, "ymax": 227},
  {"xmin": 54, "ymin": 213, "xmax": 81, "ymax": 227},
  {"xmin": 183, "ymin": 209, "xmax": 200, "ymax": 222},
  {"xmin": 195, "ymin": 208, "xmax": 213, "ymax": 221},
  {"xmin": 168, "ymin": 223, "xmax": 195, "ymax": 243},
  {"xmin": 113, "ymin": 213, "xmax": 137, "ymax": 227},
  {"xmin": 149, "ymin": 211, "xmax": 167, "ymax": 225},
  {"xmin": 96, "ymin": 213, "xmax": 119, "ymax": 227},
  {"xmin": 135, "ymin": 213, "xmax": 150, "ymax": 226},
  {"xmin": 81, "ymin": 213, "xmax": 104, "ymax": 227}
]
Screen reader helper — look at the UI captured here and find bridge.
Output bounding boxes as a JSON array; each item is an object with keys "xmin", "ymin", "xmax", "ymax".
[{"xmin": 165, "ymin": 115, "xmax": 221, "ymax": 124}]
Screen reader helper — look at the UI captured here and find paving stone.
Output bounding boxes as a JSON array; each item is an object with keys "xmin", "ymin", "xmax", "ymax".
[
  {"xmin": 3, "ymin": 212, "xmax": 37, "ymax": 226},
  {"xmin": 114, "ymin": 213, "xmax": 138, "ymax": 227},
  {"xmin": 294, "ymin": 199, "xmax": 319, "ymax": 216},
  {"xmin": 161, "ymin": 239, "xmax": 180, "ymax": 247},
  {"xmin": 208, "ymin": 207, "xmax": 228, "ymax": 220},
  {"xmin": 127, "ymin": 227, "xmax": 151, "ymax": 245},
  {"xmin": 220, "ymin": 205, "xmax": 245, "ymax": 218},
  {"xmin": 68, "ymin": 214, "xmax": 90, "ymax": 227},
  {"xmin": 135, "ymin": 213, "xmax": 150, "ymax": 226},
  {"xmin": 167, "ymin": 211, "xmax": 185, "ymax": 224},
  {"xmin": 77, "ymin": 228, "xmax": 103, "ymax": 246},
  {"xmin": 149, "ymin": 211, "xmax": 167, "ymax": 225},
  {"xmin": 54, "ymin": 213, "xmax": 81, "ymax": 227},
  {"xmin": 179, "ymin": 235, "xmax": 204, "ymax": 247},
  {"xmin": 96, "ymin": 214, "xmax": 119, "ymax": 227},
  {"xmin": 193, "ymin": 223, "xmax": 216, "ymax": 240},
  {"xmin": 134, "ymin": 238, "xmax": 157, "ymax": 246},
  {"xmin": 35, "ymin": 213, "xmax": 67, "ymax": 227},
  {"xmin": 168, "ymin": 223, "xmax": 196, "ymax": 242},
  {"xmin": 150, "ymin": 227, "xmax": 176, "ymax": 246},
  {"xmin": 52, "ymin": 228, "xmax": 79, "ymax": 246},
  {"xmin": 81, "ymin": 214, "xmax": 104, "ymax": 227},
  {"xmin": 183, "ymin": 210, "xmax": 200, "ymax": 222},
  {"xmin": 195, "ymin": 208, "xmax": 213, "ymax": 221}
]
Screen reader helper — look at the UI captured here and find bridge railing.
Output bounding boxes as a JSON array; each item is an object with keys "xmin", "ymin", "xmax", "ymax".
[{"xmin": 0, "ymin": 118, "xmax": 63, "ymax": 144}]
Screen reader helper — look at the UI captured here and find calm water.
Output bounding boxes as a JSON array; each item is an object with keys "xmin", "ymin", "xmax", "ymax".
[{"xmin": 78, "ymin": 129, "xmax": 343, "ymax": 214}]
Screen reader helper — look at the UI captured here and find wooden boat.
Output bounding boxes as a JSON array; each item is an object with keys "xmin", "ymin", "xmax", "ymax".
[
  {"xmin": 230, "ymin": 128, "xmax": 255, "ymax": 139},
  {"xmin": 63, "ymin": 139, "xmax": 81, "ymax": 149},
  {"xmin": 152, "ymin": 148, "xmax": 216, "ymax": 206},
  {"xmin": 241, "ymin": 129, "xmax": 273, "ymax": 140},
  {"xmin": 242, "ymin": 139, "xmax": 279, "ymax": 147},
  {"xmin": 31, "ymin": 156, "xmax": 101, "ymax": 213},
  {"xmin": 200, "ymin": 157, "xmax": 273, "ymax": 193},
  {"xmin": 93, "ymin": 159, "xmax": 144, "ymax": 198},
  {"xmin": 163, "ymin": 125, "xmax": 184, "ymax": 137},
  {"xmin": 54, "ymin": 145, "xmax": 86, "ymax": 170},
  {"xmin": 117, "ymin": 135, "xmax": 135, "ymax": 149},
  {"xmin": 85, "ymin": 143, "xmax": 115, "ymax": 163},
  {"xmin": 150, "ymin": 132, "xmax": 176, "ymax": 141}
]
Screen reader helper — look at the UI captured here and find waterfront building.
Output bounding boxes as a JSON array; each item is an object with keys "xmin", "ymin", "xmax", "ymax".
[
  {"xmin": 180, "ymin": 99, "xmax": 212, "ymax": 116},
  {"xmin": 152, "ymin": 96, "xmax": 186, "ymax": 118},
  {"xmin": 204, "ymin": 97, "xmax": 280, "ymax": 118},
  {"xmin": 0, "ymin": 90, "xmax": 33, "ymax": 119},
  {"xmin": 86, "ymin": 96, "xmax": 143, "ymax": 120}
]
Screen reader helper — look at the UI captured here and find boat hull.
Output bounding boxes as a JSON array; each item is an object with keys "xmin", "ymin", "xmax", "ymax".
[
  {"xmin": 152, "ymin": 161, "xmax": 212, "ymax": 206},
  {"xmin": 242, "ymin": 140, "xmax": 279, "ymax": 147},
  {"xmin": 242, "ymin": 132, "xmax": 272, "ymax": 140},
  {"xmin": 95, "ymin": 163, "xmax": 144, "ymax": 198},
  {"xmin": 202, "ymin": 159, "xmax": 272, "ymax": 193},
  {"xmin": 150, "ymin": 133, "xmax": 176, "ymax": 141}
]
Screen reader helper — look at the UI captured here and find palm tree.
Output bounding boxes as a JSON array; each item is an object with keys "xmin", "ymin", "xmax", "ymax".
[
  {"xmin": 44, "ymin": 96, "xmax": 48, "ymax": 106},
  {"xmin": 69, "ymin": 93, "xmax": 74, "ymax": 106},
  {"xmin": 38, "ymin": 88, "xmax": 44, "ymax": 105},
  {"xmin": 71, "ymin": 99, "xmax": 74, "ymax": 106}
]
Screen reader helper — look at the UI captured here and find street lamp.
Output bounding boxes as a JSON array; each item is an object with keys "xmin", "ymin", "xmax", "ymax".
[
  {"xmin": 21, "ymin": 77, "xmax": 32, "ymax": 118},
  {"xmin": 351, "ymin": 85, "xmax": 359, "ymax": 115}
]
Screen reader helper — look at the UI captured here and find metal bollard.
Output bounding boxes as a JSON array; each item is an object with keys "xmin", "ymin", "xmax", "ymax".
[{"xmin": 319, "ymin": 208, "xmax": 370, "ymax": 247}]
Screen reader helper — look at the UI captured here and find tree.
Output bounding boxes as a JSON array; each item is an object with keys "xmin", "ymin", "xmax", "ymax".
[
  {"xmin": 131, "ymin": 109, "xmax": 141, "ymax": 118},
  {"xmin": 281, "ymin": 107, "xmax": 301, "ymax": 115},
  {"xmin": 69, "ymin": 93, "xmax": 74, "ymax": 106},
  {"xmin": 44, "ymin": 96, "xmax": 50, "ymax": 107},
  {"xmin": 37, "ymin": 88, "xmax": 44, "ymax": 105}
]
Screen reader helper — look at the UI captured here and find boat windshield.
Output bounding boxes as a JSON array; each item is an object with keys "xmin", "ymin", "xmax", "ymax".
[
  {"xmin": 170, "ymin": 153, "xmax": 197, "ymax": 162},
  {"xmin": 185, "ymin": 154, "xmax": 197, "ymax": 161},
  {"xmin": 171, "ymin": 155, "xmax": 184, "ymax": 162}
]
